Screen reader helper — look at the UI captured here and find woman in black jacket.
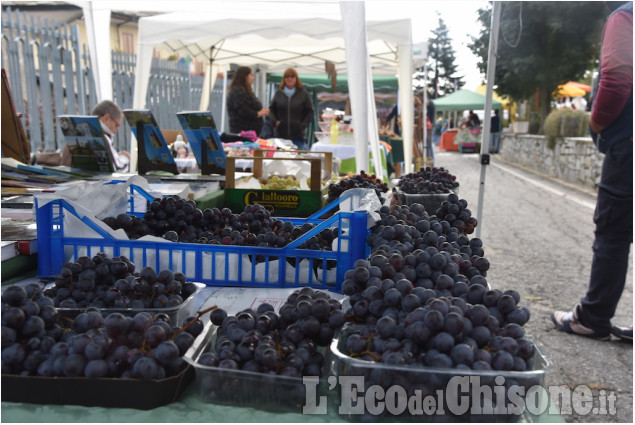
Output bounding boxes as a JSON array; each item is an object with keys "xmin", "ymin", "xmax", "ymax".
[
  {"xmin": 226, "ymin": 66, "xmax": 269, "ymax": 135},
  {"xmin": 268, "ymin": 68, "xmax": 314, "ymax": 151}
]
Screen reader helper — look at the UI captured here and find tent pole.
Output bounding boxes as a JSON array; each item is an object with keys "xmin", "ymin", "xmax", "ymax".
[
  {"xmin": 221, "ymin": 64, "xmax": 228, "ymax": 133},
  {"xmin": 475, "ymin": 1, "xmax": 502, "ymax": 240},
  {"xmin": 209, "ymin": 45, "xmax": 214, "ymax": 110},
  {"xmin": 422, "ymin": 65, "xmax": 427, "ymax": 168}
]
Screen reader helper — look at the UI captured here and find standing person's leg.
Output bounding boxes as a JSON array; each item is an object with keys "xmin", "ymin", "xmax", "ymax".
[
  {"xmin": 579, "ymin": 141, "xmax": 633, "ymax": 332},
  {"xmin": 552, "ymin": 139, "xmax": 633, "ymax": 339},
  {"xmin": 578, "ymin": 187, "xmax": 632, "ymax": 331}
]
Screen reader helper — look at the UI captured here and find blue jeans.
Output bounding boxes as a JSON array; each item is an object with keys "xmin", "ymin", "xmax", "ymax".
[
  {"xmin": 489, "ymin": 132, "xmax": 501, "ymax": 153},
  {"xmin": 293, "ymin": 140, "xmax": 308, "ymax": 151}
]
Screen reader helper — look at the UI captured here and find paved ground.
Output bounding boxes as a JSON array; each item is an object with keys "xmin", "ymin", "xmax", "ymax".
[{"xmin": 430, "ymin": 149, "xmax": 633, "ymax": 423}]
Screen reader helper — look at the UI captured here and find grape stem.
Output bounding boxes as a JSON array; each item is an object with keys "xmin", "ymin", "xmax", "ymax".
[{"xmin": 171, "ymin": 305, "xmax": 218, "ymax": 338}]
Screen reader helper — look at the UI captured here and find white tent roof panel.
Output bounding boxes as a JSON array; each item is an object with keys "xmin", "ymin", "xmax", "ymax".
[
  {"xmin": 138, "ymin": 16, "xmax": 410, "ymax": 75},
  {"xmin": 132, "ymin": 3, "xmax": 414, "ymax": 174}
]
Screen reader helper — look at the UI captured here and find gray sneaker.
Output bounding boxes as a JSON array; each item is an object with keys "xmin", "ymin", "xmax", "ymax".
[
  {"xmin": 611, "ymin": 325, "xmax": 633, "ymax": 342},
  {"xmin": 551, "ymin": 305, "xmax": 610, "ymax": 340}
]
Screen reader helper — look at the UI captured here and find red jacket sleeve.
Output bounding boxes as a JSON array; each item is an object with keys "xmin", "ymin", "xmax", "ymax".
[{"xmin": 591, "ymin": 11, "xmax": 633, "ymax": 128}]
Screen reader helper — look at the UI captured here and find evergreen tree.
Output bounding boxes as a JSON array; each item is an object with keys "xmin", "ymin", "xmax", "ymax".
[
  {"xmin": 417, "ymin": 15, "xmax": 464, "ymax": 99},
  {"xmin": 469, "ymin": 2, "xmax": 607, "ymax": 131}
]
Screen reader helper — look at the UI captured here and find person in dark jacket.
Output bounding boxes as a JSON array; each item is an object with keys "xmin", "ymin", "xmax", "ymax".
[
  {"xmin": 489, "ymin": 108, "xmax": 501, "ymax": 153},
  {"xmin": 552, "ymin": 1, "xmax": 633, "ymax": 341},
  {"xmin": 467, "ymin": 110, "xmax": 481, "ymax": 129},
  {"xmin": 268, "ymin": 68, "xmax": 314, "ymax": 151},
  {"xmin": 226, "ymin": 66, "xmax": 269, "ymax": 135}
]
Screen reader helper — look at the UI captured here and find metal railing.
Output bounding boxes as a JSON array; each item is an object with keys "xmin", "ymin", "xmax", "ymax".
[{"xmin": 2, "ymin": 7, "xmax": 208, "ymax": 157}]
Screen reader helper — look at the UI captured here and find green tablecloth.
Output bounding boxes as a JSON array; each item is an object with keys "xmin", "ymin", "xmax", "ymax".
[
  {"xmin": 1, "ymin": 389, "xmax": 564, "ymax": 423},
  {"xmin": 0, "ymin": 388, "xmax": 338, "ymax": 423},
  {"xmin": 387, "ymin": 136, "xmax": 404, "ymax": 163},
  {"xmin": 379, "ymin": 135, "xmax": 404, "ymax": 176}
]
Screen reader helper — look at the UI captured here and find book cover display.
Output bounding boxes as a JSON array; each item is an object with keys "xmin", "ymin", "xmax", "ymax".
[
  {"xmin": 176, "ymin": 111, "xmax": 226, "ymax": 175},
  {"xmin": 58, "ymin": 115, "xmax": 114, "ymax": 173},
  {"xmin": 123, "ymin": 110, "xmax": 179, "ymax": 175}
]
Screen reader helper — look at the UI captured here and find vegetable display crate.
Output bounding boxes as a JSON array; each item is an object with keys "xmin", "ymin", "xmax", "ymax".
[
  {"xmin": 224, "ymin": 149, "xmax": 333, "ymax": 217},
  {"xmin": 329, "ymin": 323, "xmax": 551, "ymax": 422},
  {"xmin": 183, "ymin": 321, "xmax": 327, "ymax": 413},
  {"xmin": 35, "ymin": 182, "xmax": 369, "ymax": 293}
]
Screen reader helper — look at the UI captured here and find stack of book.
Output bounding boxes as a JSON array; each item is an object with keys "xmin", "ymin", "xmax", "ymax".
[{"xmin": 1, "ymin": 218, "xmax": 38, "ymax": 282}]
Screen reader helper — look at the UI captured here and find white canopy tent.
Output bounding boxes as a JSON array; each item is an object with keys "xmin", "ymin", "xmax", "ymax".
[{"xmin": 130, "ymin": 1, "xmax": 414, "ymax": 175}]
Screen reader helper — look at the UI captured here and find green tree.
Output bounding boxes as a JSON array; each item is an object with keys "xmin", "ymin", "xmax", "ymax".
[
  {"xmin": 469, "ymin": 2, "xmax": 607, "ymax": 131},
  {"xmin": 417, "ymin": 15, "xmax": 464, "ymax": 98}
]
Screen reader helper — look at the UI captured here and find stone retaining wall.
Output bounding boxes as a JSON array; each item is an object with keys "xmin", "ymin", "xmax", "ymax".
[{"xmin": 499, "ymin": 132, "xmax": 603, "ymax": 190}]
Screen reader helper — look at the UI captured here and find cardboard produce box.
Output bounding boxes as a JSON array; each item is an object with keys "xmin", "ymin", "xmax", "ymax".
[{"xmin": 225, "ymin": 150, "xmax": 333, "ymax": 217}]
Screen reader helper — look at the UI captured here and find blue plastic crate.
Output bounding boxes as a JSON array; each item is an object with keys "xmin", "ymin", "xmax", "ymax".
[{"xmin": 36, "ymin": 182, "xmax": 370, "ymax": 293}]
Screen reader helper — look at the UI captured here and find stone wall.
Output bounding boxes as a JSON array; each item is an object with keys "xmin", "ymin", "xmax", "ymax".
[{"xmin": 499, "ymin": 132, "xmax": 603, "ymax": 190}]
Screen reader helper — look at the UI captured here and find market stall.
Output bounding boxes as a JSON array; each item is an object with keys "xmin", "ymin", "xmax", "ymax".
[{"xmin": 130, "ymin": 3, "xmax": 415, "ymax": 178}]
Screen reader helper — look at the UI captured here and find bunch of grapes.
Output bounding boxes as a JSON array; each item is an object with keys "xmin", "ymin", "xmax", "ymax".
[
  {"xmin": 103, "ymin": 198, "xmax": 337, "ymax": 254},
  {"xmin": 259, "ymin": 175, "xmax": 300, "ymax": 190},
  {"xmin": 44, "ymin": 252, "xmax": 197, "ymax": 310},
  {"xmin": 343, "ymin": 295, "xmax": 532, "ymax": 371},
  {"xmin": 434, "ymin": 192, "xmax": 478, "ymax": 235},
  {"xmin": 198, "ymin": 287, "xmax": 346, "ymax": 377},
  {"xmin": 103, "ymin": 196, "xmax": 203, "ymax": 240},
  {"xmin": 396, "ymin": 166, "xmax": 459, "ymax": 194},
  {"xmin": 364, "ymin": 203, "xmax": 487, "ymax": 283},
  {"xmin": 2, "ymin": 283, "xmax": 61, "ymax": 364},
  {"xmin": 326, "ymin": 171, "xmax": 389, "ymax": 204},
  {"xmin": 1, "ymin": 285, "xmax": 205, "ymax": 379}
]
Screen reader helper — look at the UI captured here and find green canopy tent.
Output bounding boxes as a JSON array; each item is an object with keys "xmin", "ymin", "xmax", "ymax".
[
  {"xmin": 267, "ymin": 74, "xmax": 398, "ymax": 93},
  {"xmin": 433, "ymin": 89, "xmax": 503, "ymax": 113},
  {"xmin": 267, "ymin": 74, "xmax": 398, "ymax": 146}
]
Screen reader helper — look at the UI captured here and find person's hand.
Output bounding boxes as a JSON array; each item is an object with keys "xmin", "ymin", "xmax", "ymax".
[
  {"xmin": 118, "ymin": 150, "xmax": 131, "ymax": 159},
  {"xmin": 257, "ymin": 107, "xmax": 270, "ymax": 118},
  {"xmin": 589, "ymin": 118, "xmax": 605, "ymax": 134},
  {"xmin": 275, "ymin": 121, "xmax": 280, "ymax": 127}
]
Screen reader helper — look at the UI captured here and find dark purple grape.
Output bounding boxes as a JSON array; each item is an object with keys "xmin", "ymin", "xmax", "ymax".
[
  {"xmin": 377, "ymin": 316, "xmax": 398, "ymax": 339},
  {"xmin": 132, "ymin": 356, "xmax": 160, "ymax": 380},
  {"xmin": 152, "ymin": 340, "xmax": 179, "ymax": 366},
  {"xmin": 2, "ymin": 307, "xmax": 26, "ymax": 330},
  {"xmin": 516, "ymin": 338, "xmax": 535, "ymax": 360},
  {"xmin": 2, "ymin": 285, "xmax": 27, "ymax": 307},
  {"xmin": 84, "ymin": 359, "xmax": 109, "ymax": 378},
  {"xmin": 144, "ymin": 324, "xmax": 167, "ymax": 348},
  {"xmin": 492, "ymin": 350, "xmax": 514, "ymax": 370},
  {"xmin": 450, "ymin": 343, "xmax": 474, "ymax": 366},
  {"xmin": 63, "ymin": 353, "xmax": 87, "ymax": 377},
  {"xmin": 497, "ymin": 294, "xmax": 517, "ymax": 314},
  {"xmin": 432, "ymin": 332, "xmax": 454, "ymax": 353}
]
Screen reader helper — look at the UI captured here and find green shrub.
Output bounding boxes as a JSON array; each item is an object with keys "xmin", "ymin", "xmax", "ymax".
[{"xmin": 543, "ymin": 108, "xmax": 590, "ymax": 149}]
